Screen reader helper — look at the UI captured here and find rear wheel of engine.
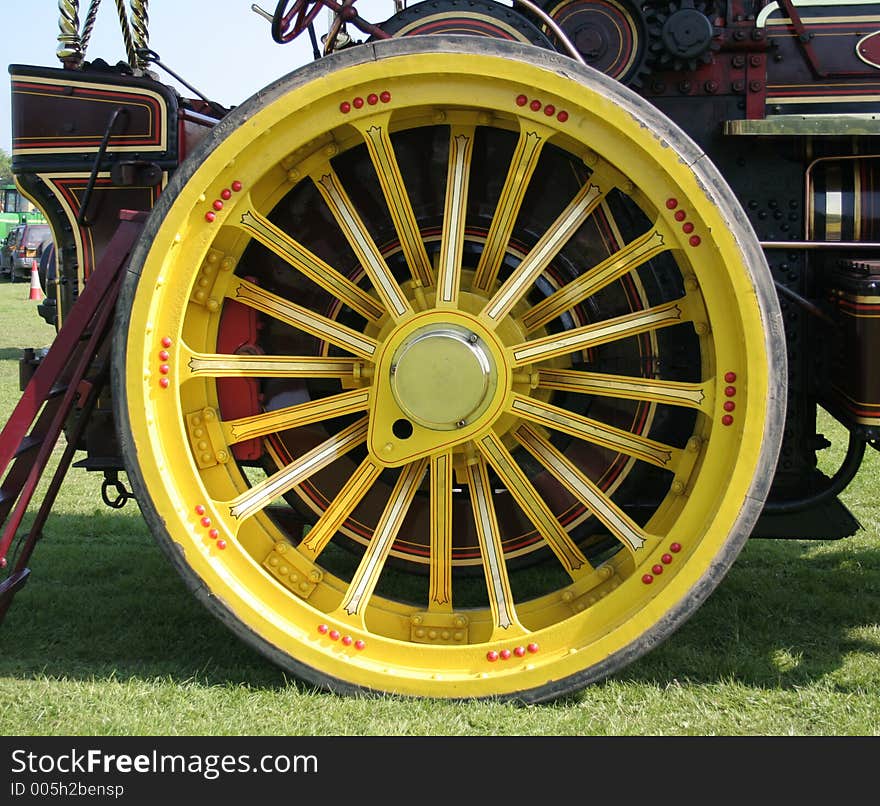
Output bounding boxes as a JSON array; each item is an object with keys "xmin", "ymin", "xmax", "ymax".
[{"xmin": 113, "ymin": 37, "xmax": 784, "ymax": 701}]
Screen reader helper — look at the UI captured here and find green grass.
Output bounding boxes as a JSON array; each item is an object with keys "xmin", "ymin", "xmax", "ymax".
[{"xmin": 0, "ymin": 280, "xmax": 878, "ymax": 736}]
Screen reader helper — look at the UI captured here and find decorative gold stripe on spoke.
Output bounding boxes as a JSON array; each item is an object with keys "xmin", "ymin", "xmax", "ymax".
[
  {"xmin": 511, "ymin": 301, "xmax": 683, "ymax": 366},
  {"xmin": 300, "ymin": 457, "xmax": 383, "ymax": 558},
  {"xmin": 232, "ymin": 279, "xmax": 378, "ymax": 360},
  {"xmin": 538, "ymin": 369, "xmax": 708, "ymax": 411},
  {"xmin": 227, "ymin": 418, "xmax": 368, "ymax": 522},
  {"xmin": 429, "ymin": 451, "xmax": 453, "ymax": 608},
  {"xmin": 516, "ymin": 425, "xmax": 648, "ymax": 553},
  {"xmin": 522, "ymin": 227, "xmax": 668, "ymax": 332},
  {"xmin": 509, "ymin": 394, "xmax": 677, "ymax": 468},
  {"xmin": 471, "ymin": 126, "xmax": 547, "ymax": 293},
  {"xmin": 466, "ymin": 455, "xmax": 520, "ymax": 632},
  {"xmin": 315, "ymin": 171, "xmax": 413, "ymax": 321},
  {"xmin": 359, "ymin": 120, "xmax": 434, "ymax": 287},
  {"xmin": 222, "ymin": 389, "xmax": 370, "ymax": 444},
  {"xmin": 482, "ymin": 180, "xmax": 605, "ymax": 324},
  {"xmin": 341, "ymin": 458, "xmax": 428, "ymax": 618},
  {"xmin": 184, "ymin": 352, "xmax": 358, "ymax": 380},
  {"xmin": 236, "ymin": 208, "xmax": 385, "ymax": 323},
  {"xmin": 437, "ymin": 129, "xmax": 474, "ymax": 306},
  {"xmin": 477, "ymin": 432, "xmax": 590, "ymax": 576}
]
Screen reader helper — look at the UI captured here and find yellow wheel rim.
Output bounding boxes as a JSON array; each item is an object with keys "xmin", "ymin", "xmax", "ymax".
[{"xmin": 115, "ymin": 38, "xmax": 784, "ymax": 701}]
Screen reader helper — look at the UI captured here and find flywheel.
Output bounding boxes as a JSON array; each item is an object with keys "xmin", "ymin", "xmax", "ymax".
[{"xmin": 113, "ymin": 36, "xmax": 785, "ymax": 701}]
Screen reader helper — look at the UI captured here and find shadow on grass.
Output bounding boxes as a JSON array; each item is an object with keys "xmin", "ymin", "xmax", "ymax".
[
  {"xmin": 617, "ymin": 536, "xmax": 880, "ymax": 692},
  {"xmin": 1, "ymin": 511, "xmax": 878, "ymax": 696}
]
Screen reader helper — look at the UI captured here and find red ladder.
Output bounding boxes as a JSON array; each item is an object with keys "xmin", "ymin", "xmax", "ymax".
[{"xmin": 0, "ymin": 211, "xmax": 147, "ymax": 622}]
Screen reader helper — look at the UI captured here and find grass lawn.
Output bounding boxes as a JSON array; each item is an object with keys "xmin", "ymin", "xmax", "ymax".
[{"xmin": 0, "ymin": 279, "xmax": 878, "ymax": 736}]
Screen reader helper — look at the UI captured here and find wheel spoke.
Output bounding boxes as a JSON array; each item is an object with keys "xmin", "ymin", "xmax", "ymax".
[
  {"xmin": 510, "ymin": 299, "xmax": 685, "ymax": 367},
  {"xmin": 182, "ymin": 350, "xmax": 359, "ymax": 380},
  {"xmin": 436, "ymin": 126, "xmax": 475, "ymax": 307},
  {"xmin": 465, "ymin": 453, "xmax": 525, "ymax": 636},
  {"xmin": 356, "ymin": 115, "xmax": 434, "ymax": 288},
  {"xmin": 230, "ymin": 278, "xmax": 379, "ymax": 360},
  {"xmin": 429, "ymin": 451, "xmax": 454, "ymax": 609},
  {"xmin": 521, "ymin": 224, "xmax": 670, "ymax": 333},
  {"xmin": 516, "ymin": 424, "xmax": 650, "ymax": 554},
  {"xmin": 481, "ymin": 176, "xmax": 609, "ymax": 325},
  {"xmin": 471, "ymin": 122, "xmax": 551, "ymax": 293},
  {"xmin": 508, "ymin": 393, "xmax": 680, "ymax": 469},
  {"xmin": 339, "ymin": 458, "xmax": 428, "ymax": 622},
  {"xmin": 299, "ymin": 456, "xmax": 384, "ymax": 558},
  {"xmin": 221, "ymin": 389, "xmax": 370, "ymax": 444},
  {"xmin": 538, "ymin": 368, "xmax": 710, "ymax": 412},
  {"xmin": 234, "ymin": 206, "xmax": 386, "ymax": 323},
  {"xmin": 226, "ymin": 417, "xmax": 368, "ymax": 523},
  {"xmin": 313, "ymin": 169, "xmax": 413, "ymax": 321},
  {"xmin": 476, "ymin": 431, "xmax": 591, "ymax": 577}
]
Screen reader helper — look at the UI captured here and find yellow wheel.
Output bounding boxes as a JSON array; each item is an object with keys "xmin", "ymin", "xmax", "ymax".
[{"xmin": 113, "ymin": 37, "xmax": 785, "ymax": 701}]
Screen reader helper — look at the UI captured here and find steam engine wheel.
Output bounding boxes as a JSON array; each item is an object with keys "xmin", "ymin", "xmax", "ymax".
[{"xmin": 113, "ymin": 37, "xmax": 784, "ymax": 701}]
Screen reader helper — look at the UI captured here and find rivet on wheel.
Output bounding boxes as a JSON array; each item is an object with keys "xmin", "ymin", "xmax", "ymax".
[
  {"xmin": 486, "ymin": 650, "xmax": 499, "ymax": 662},
  {"xmin": 642, "ymin": 574, "xmax": 654, "ymax": 584}
]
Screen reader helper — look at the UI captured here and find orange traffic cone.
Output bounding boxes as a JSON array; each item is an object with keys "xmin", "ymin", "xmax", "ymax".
[{"xmin": 29, "ymin": 260, "xmax": 43, "ymax": 302}]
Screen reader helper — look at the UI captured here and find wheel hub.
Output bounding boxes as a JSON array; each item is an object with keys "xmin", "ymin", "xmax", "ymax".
[
  {"xmin": 368, "ymin": 311, "xmax": 509, "ymax": 467},
  {"xmin": 390, "ymin": 324, "xmax": 496, "ymax": 431}
]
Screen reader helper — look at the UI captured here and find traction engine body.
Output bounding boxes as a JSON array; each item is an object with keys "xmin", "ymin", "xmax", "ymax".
[{"xmin": 1, "ymin": 0, "xmax": 878, "ymax": 701}]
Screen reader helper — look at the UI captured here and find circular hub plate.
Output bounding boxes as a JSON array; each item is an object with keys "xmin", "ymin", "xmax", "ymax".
[{"xmin": 391, "ymin": 324, "xmax": 497, "ymax": 430}]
